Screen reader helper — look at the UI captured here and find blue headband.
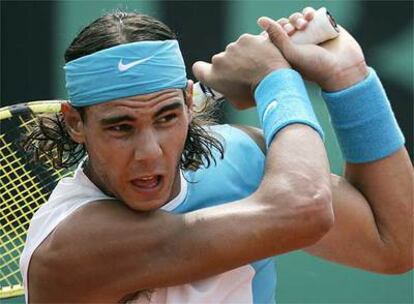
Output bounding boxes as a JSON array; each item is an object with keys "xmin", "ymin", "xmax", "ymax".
[{"xmin": 64, "ymin": 40, "xmax": 187, "ymax": 107}]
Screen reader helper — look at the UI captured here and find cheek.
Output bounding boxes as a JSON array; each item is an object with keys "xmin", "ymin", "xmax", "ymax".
[
  {"xmin": 84, "ymin": 133, "xmax": 130, "ymax": 175},
  {"xmin": 160, "ymin": 121, "xmax": 189, "ymax": 159},
  {"xmin": 174, "ymin": 119, "xmax": 190, "ymax": 145}
]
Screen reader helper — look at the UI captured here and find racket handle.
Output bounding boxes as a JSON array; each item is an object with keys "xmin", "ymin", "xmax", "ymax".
[
  {"xmin": 290, "ymin": 7, "xmax": 339, "ymax": 44},
  {"xmin": 193, "ymin": 7, "xmax": 339, "ymax": 107}
]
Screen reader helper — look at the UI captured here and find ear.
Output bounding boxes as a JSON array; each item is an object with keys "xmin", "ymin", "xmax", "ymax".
[
  {"xmin": 61, "ymin": 102, "xmax": 86, "ymax": 144},
  {"xmin": 184, "ymin": 80, "xmax": 194, "ymax": 120}
]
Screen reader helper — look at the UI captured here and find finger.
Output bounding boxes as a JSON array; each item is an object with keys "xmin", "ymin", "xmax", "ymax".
[
  {"xmin": 260, "ymin": 31, "xmax": 269, "ymax": 38},
  {"xmin": 283, "ymin": 23, "xmax": 296, "ymax": 35},
  {"xmin": 295, "ymin": 17, "xmax": 308, "ymax": 30},
  {"xmin": 225, "ymin": 42, "xmax": 236, "ymax": 52},
  {"xmin": 192, "ymin": 61, "xmax": 213, "ymax": 84},
  {"xmin": 258, "ymin": 17, "xmax": 294, "ymax": 54},
  {"xmin": 277, "ymin": 17, "xmax": 289, "ymax": 27},
  {"xmin": 289, "ymin": 12, "xmax": 302, "ymax": 24},
  {"xmin": 302, "ymin": 7, "xmax": 316, "ymax": 21},
  {"xmin": 289, "ymin": 12, "xmax": 307, "ymax": 30}
]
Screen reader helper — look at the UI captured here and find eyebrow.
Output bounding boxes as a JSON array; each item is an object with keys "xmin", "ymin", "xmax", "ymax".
[
  {"xmin": 99, "ymin": 101, "xmax": 184, "ymax": 125},
  {"xmin": 100, "ymin": 115, "xmax": 136, "ymax": 126},
  {"xmin": 154, "ymin": 102, "xmax": 183, "ymax": 117}
]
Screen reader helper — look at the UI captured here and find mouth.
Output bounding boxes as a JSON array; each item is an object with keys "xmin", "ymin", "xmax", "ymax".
[{"xmin": 130, "ymin": 175, "xmax": 163, "ymax": 192}]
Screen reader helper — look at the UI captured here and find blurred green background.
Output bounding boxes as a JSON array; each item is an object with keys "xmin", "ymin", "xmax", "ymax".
[{"xmin": 2, "ymin": 1, "xmax": 413, "ymax": 303}]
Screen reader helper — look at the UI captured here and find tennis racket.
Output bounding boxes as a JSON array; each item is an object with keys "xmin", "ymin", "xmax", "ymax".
[
  {"xmin": 0, "ymin": 100, "xmax": 73, "ymax": 298},
  {"xmin": 0, "ymin": 7, "xmax": 339, "ymax": 299}
]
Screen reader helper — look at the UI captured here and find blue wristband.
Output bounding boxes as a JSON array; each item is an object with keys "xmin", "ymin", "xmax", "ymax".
[
  {"xmin": 322, "ymin": 67, "xmax": 405, "ymax": 163},
  {"xmin": 255, "ymin": 69, "xmax": 323, "ymax": 147}
]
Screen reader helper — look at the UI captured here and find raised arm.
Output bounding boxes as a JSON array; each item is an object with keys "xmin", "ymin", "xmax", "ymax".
[
  {"xmin": 307, "ymin": 153, "xmax": 413, "ymax": 274},
  {"xmin": 28, "ymin": 32, "xmax": 333, "ymax": 302},
  {"xmin": 243, "ymin": 125, "xmax": 412, "ymax": 273},
  {"xmin": 260, "ymin": 9, "xmax": 413, "ymax": 273}
]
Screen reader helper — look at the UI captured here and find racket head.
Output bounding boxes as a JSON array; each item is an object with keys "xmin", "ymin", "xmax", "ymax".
[{"xmin": 0, "ymin": 100, "xmax": 73, "ymax": 298}]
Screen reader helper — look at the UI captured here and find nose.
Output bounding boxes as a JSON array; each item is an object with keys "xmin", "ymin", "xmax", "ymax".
[{"xmin": 133, "ymin": 128, "xmax": 163, "ymax": 161}]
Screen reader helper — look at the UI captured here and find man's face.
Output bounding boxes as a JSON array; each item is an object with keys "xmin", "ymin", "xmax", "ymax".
[{"xmin": 67, "ymin": 88, "xmax": 192, "ymax": 211}]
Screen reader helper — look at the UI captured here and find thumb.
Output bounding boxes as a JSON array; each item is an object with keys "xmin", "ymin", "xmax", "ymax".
[
  {"xmin": 192, "ymin": 61, "xmax": 214, "ymax": 85},
  {"xmin": 258, "ymin": 16, "xmax": 294, "ymax": 55}
]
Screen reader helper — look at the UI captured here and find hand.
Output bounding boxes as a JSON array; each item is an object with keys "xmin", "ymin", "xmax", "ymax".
[
  {"xmin": 192, "ymin": 33, "xmax": 290, "ymax": 109},
  {"xmin": 260, "ymin": 7, "xmax": 369, "ymax": 91}
]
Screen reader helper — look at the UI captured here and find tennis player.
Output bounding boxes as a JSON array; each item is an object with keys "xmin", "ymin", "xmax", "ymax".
[{"xmin": 20, "ymin": 8, "xmax": 412, "ymax": 303}]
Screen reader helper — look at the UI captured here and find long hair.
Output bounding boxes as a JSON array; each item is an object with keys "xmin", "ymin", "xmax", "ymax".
[{"xmin": 23, "ymin": 11, "xmax": 224, "ymax": 171}]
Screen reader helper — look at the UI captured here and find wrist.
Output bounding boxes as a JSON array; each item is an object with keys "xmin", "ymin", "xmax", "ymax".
[
  {"xmin": 320, "ymin": 61, "xmax": 369, "ymax": 92},
  {"xmin": 251, "ymin": 64, "xmax": 291, "ymax": 94},
  {"xmin": 321, "ymin": 67, "xmax": 405, "ymax": 163},
  {"xmin": 255, "ymin": 69, "xmax": 324, "ymax": 147}
]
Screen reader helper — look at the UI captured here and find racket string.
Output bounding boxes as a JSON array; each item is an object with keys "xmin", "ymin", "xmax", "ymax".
[{"xmin": 1, "ymin": 104, "xmax": 73, "ymax": 297}]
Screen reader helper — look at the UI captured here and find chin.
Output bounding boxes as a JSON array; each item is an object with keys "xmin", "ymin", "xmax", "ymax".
[{"xmin": 123, "ymin": 194, "xmax": 169, "ymax": 212}]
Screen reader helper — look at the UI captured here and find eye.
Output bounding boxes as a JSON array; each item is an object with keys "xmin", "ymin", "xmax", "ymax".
[
  {"xmin": 157, "ymin": 113, "xmax": 178, "ymax": 124},
  {"xmin": 107, "ymin": 124, "xmax": 133, "ymax": 132}
]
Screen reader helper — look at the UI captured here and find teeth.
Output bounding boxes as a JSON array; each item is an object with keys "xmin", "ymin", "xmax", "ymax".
[{"xmin": 132, "ymin": 175, "xmax": 159, "ymax": 189}]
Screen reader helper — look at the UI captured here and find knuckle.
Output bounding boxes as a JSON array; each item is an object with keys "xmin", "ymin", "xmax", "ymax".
[
  {"xmin": 267, "ymin": 23, "xmax": 284, "ymax": 40},
  {"xmin": 282, "ymin": 23, "xmax": 295, "ymax": 35},
  {"xmin": 303, "ymin": 6, "xmax": 315, "ymax": 14},
  {"xmin": 268, "ymin": 27, "xmax": 281, "ymax": 38},
  {"xmin": 277, "ymin": 17, "xmax": 289, "ymax": 26},
  {"xmin": 225, "ymin": 42, "xmax": 236, "ymax": 52},
  {"xmin": 238, "ymin": 33, "xmax": 253, "ymax": 43},
  {"xmin": 211, "ymin": 52, "xmax": 224, "ymax": 64},
  {"xmin": 303, "ymin": 6, "xmax": 316, "ymax": 20},
  {"xmin": 289, "ymin": 12, "xmax": 302, "ymax": 22}
]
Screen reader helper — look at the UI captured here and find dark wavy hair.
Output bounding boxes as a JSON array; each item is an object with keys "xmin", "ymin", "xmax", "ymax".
[{"xmin": 23, "ymin": 11, "xmax": 224, "ymax": 171}]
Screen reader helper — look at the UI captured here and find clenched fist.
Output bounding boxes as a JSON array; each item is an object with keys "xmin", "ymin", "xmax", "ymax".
[
  {"xmin": 192, "ymin": 33, "xmax": 290, "ymax": 109},
  {"xmin": 260, "ymin": 7, "xmax": 368, "ymax": 91}
]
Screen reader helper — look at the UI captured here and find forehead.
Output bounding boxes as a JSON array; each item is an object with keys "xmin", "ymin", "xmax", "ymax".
[{"xmin": 86, "ymin": 88, "xmax": 185, "ymax": 116}]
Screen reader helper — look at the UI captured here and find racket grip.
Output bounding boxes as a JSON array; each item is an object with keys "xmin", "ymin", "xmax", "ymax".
[
  {"xmin": 290, "ymin": 7, "xmax": 339, "ymax": 44},
  {"xmin": 193, "ymin": 7, "xmax": 339, "ymax": 106}
]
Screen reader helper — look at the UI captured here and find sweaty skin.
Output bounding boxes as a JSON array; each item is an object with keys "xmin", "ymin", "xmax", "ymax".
[
  {"xmin": 27, "ymin": 8, "xmax": 412, "ymax": 303},
  {"xmin": 242, "ymin": 127, "xmax": 413, "ymax": 274},
  {"xmin": 64, "ymin": 88, "xmax": 191, "ymax": 211}
]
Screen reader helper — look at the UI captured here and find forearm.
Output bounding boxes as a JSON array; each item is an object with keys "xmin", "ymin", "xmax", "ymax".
[
  {"xmin": 306, "ymin": 171, "xmax": 412, "ymax": 273},
  {"xmin": 252, "ymin": 124, "xmax": 333, "ymax": 248},
  {"xmin": 177, "ymin": 125, "xmax": 334, "ymax": 283},
  {"xmin": 323, "ymin": 68, "xmax": 413, "ymax": 271},
  {"xmin": 345, "ymin": 149, "xmax": 413, "ymax": 271},
  {"xmin": 246, "ymin": 68, "xmax": 334, "ymax": 251}
]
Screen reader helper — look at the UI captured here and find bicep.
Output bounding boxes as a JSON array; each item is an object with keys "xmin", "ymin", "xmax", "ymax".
[
  {"xmin": 304, "ymin": 174, "xmax": 387, "ymax": 272},
  {"xmin": 28, "ymin": 201, "xmax": 186, "ymax": 302}
]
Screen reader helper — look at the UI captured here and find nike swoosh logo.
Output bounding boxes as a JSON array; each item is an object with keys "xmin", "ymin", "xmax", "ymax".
[{"xmin": 118, "ymin": 56, "xmax": 154, "ymax": 72}]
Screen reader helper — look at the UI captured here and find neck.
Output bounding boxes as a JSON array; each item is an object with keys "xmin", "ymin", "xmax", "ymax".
[{"xmin": 82, "ymin": 160, "xmax": 115, "ymax": 198}]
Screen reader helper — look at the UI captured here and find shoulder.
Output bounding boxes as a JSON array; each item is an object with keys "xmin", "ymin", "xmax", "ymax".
[
  {"xmin": 191, "ymin": 124, "xmax": 266, "ymax": 183},
  {"xmin": 20, "ymin": 167, "xmax": 114, "ymax": 282},
  {"xmin": 231, "ymin": 124, "xmax": 266, "ymax": 154},
  {"xmin": 206, "ymin": 124, "xmax": 265, "ymax": 155},
  {"xmin": 182, "ymin": 125, "xmax": 266, "ymax": 210}
]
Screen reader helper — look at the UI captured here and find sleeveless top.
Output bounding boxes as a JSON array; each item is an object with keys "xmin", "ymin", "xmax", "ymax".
[{"xmin": 20, "ymin": 124, "xmax": 277, "ymax": 303}]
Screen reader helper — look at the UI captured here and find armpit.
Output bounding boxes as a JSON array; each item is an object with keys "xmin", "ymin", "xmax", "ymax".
[{"xmin": 231, "ymin": 124, "xmax": 266, "ymax": 154}]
